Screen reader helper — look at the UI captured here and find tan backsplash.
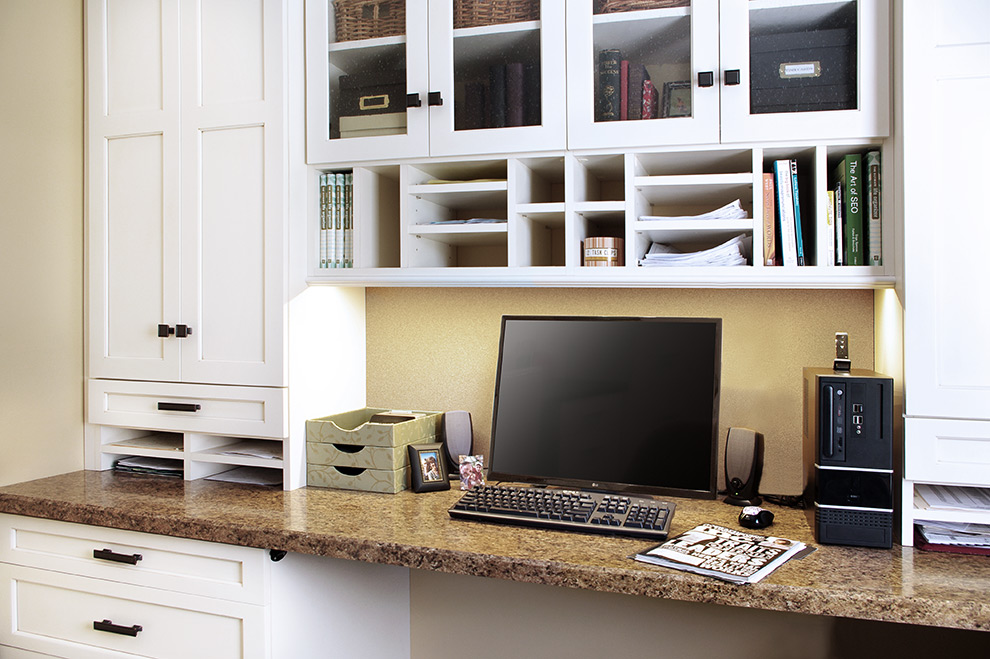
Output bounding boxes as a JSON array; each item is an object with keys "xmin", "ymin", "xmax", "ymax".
[{"xmin": 366, "ymin": 287, "xmax": 875, "ymax": 496}]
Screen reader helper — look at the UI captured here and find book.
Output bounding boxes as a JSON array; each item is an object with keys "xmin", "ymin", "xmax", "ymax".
[
  {"xmin": 762, "ymin": 173, "xmax": 777, "ymax": 266},
  {"xmin": 506, "ymin": 62, "xmax": 524, "ymax": 127},
  {"xmin": 824, "ymin": 190, "xmax": 836, "ymax": 267},
  {"xmin": 334, "ymin": 172, "xmax": 343, "ymax": 268},
  {"xmin": 773, "ymin": 160, "xmax": 798, "ymax": 266},
  {"xmin": 865, "ymin": 150, "xmax": 882, "ymax": 266},
  {"xmin": 344, "ymin": 171, "xmax": 353, "ymax": 268},
  {"xmin": 834, "ymin": 154, "xmax": 863, "ymax": 265},
  {"xmin": 489, "ymin": 64, "xmax": 506, "ymax": 128},
  {"xmin": 619, "ymin": 59, "xmax": 629, "ymax": 120},
  {"xmin": 633, "ymin": 523, "xmax": 808, "ymax": 584},
  {"xmin": 627, "ymin": 64, "xmax": 645, "ymax": 122},
  {"xmin": 833, "ymin": 179, "xmax": 844, "ymax": 266},
  {"xmin": 642, "ymin": 77, "xmax": 658, "ymax": 119},
  {"xmin": 319, "ymin": 173, "xmax": 327, "ymax": 268},
  {"xmin": 789, "ymin": 159, "xmax": 806, "ymax": 266},
  {"xmin": 523, "ymin": 61, "xmax": 541, "ymax": 127},
  {"xmin": 460, "ymin": 80, "xmax": 488, "ymax": 130},
  {"xmin": 597, "ymin": 49, "xmax": 621, "ymax": 121}
]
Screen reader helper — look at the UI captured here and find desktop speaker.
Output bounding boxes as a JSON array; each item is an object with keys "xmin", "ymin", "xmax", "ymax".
[
  {"xmin": 723, "ymin": 427, "xmax": 764, "ymax": 506},
  {"xmin": 441, "ymin": 411, "xmax": 473, "ymax": 473},
  {"xmin": 803, "ymin": 368, "xmax": 894, "ymax": 548}
]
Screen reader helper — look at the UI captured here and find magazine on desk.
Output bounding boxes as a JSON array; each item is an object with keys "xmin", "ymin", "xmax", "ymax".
[{"xmin": 633, "ymin": 523, "xmax": 809, "ymax": 584}]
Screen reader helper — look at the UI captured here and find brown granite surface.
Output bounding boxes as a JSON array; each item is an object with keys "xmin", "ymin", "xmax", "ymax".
[{"xmin": 0, "ymin": 471, "xmax": 987, "ymax": 631}]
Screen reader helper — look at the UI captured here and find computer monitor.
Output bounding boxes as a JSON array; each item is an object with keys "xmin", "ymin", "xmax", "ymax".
[{"xmin": 487, "ymin": 315, "xmax": 722, "ymax": 499}]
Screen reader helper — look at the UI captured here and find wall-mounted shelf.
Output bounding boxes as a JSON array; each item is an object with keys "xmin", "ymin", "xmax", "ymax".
[{"xmin": 309, "ymin": 141, "xmax": 895, "ymax": 288}]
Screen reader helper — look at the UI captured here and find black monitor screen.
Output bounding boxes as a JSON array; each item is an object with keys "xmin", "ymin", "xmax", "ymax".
[{"xmin": 487, "ymin": 315, "xmax": 721, "ymax": 499}]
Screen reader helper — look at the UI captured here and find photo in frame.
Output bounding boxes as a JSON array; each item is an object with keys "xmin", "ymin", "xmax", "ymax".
[
  {"xmin": 661, "ymin": 80, "xmax": 692, "ymax": 118},
  {"xmin": 408, "ymin": 443, "xmax": 450, "ymax": 492}
]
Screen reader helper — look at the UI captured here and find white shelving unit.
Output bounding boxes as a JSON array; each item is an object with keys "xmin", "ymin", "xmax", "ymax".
[{"xmin": 309, "ymin": 141, "xmax": 894, "ymax": 288}]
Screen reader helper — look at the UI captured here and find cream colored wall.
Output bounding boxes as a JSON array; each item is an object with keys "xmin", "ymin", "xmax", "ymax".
[
  {"xmin": 367, "ymin": 287, "xmax": 876, "ymax": 495},
  {"xmin": 0, "ymin": 0, "xmax": 84, "ymax": 486}
]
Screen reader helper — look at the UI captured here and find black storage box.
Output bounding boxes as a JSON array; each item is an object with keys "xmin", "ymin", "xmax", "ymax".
[
  {"xmin": 750, "ymin": 27, "xmax": 857, "ymax": 114},
  {"xmin": 338, "ymin": 70, "xmax": 406, "ymax": 117}
]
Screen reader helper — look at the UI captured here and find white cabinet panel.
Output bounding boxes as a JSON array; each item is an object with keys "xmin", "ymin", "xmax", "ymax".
[
  {"xmin": 0, "ymin": 515, "xmax": 268, "ymax": 605},
  {"xmin": 904, "ymin": 418, "xmax": 990, "ymax": 486},
  {"xmin": 199, "ymin": 0, "xmax": 266, "ymax": 106},
  {"xmin": 0, "ymin": 564, "xmax": 266, "ymax": 659},
  {"xmin": 105, "ymin": 0, "xmax": 167, "ymax": 115},
  {"xmin": 88, "ymin": 379, "xmax": 288, "ymax": 439}
]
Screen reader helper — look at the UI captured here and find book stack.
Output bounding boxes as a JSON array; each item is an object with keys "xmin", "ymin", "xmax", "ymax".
[
  {"xmin": 455, "ymin": 61, "xmax": 540, "ymax": 131},
  {"xmin": 761, "ymin": 151, "xmax": 882, "ymax": 267},
  {"xmin": 831, "ymin": 150, "xmax": 882, "ymax": 266},
  {"xmin": 596, "ymin": 49, "xmax": 665, "ymax": 121},
  {"xmin": 319, "ymin": 171, "xmax": 353, "ymax": 269}
]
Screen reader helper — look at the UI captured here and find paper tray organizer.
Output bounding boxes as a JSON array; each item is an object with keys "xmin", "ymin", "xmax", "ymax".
[{"xmin": 306, "ymin": 408, "xmax": 442, "ymax": 493}]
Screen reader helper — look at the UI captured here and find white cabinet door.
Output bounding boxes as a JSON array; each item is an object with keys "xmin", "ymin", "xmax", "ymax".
[
  {"xmin": 306, "ymin": 0, "xmax": 566, "ymax": 164},
  {"xmin": 566, "ymin": 0, "xmax": 720, "ymax": 150},
  {"xmin": 718, "ymin": 0, "xmax": 890, "ymax": 143},
  {"xmin": 87, "ymin": 0, "xmax": 183, "ymax": 383},
  {"xmin": 178, "ymin": 0, "xmax": 286, "ymax": 387},
  {"xmin": 88, "ymin": 0, "xmax": 286, "ymax": 388},
  {"xmin": 902, "ymin": 0, "xmax": 990, "ymax": 421},
  {"xmin": 426, "ymin": 0, "xmax": 566, "ymax": 157},
  {"xmin": 305, "ymin": 0, "xmax": 431, "ymax": 164}
]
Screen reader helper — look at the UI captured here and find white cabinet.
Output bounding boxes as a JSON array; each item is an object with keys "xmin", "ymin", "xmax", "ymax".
[
  {"xmin": 305, "ymin": 0, "xmax": 566, "ymax": 164},
  {"xmin": 900, "ymin": 0, "xmax": 990, "ymax": 544},
  {"xmin": 87, "ymin": 0, "xmax": 286, "ymax": 388},
  {"xmin": 566, "ymin": 0, "xmax": 890, "ymax": 151},
  {"xmin": 0, "ymin": 515, "xmax": 411, "ymax": 659}
]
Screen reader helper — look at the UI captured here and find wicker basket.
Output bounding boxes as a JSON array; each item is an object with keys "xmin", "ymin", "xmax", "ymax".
[
  {"xmin": 595, "ymin": 0, "xmax": 690, "ymax": 14},
  {"xmin": 334, "ymin": 0, "xmax": 406, "ymax": 42},
  {"xmin": 453, "ymin": 0, "xmax": 541, "ymax": 30}
]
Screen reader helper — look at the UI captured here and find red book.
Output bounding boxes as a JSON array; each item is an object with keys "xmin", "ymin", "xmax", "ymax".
[
  {"xmin": 642, "ymin": 78, "xmax": 658, "ymax": 119},
  {"xmin": 619, "ymin": 60, "xmax": 629, "ymax": 120}
]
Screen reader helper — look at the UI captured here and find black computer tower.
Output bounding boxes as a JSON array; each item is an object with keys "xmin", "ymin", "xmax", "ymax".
[{"xmin": 803, "ymin": 368, "xmax": 894, "ymax": 548}]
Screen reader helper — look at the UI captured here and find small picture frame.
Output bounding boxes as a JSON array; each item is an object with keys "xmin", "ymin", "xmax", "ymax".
[
  {"xmin": 661, "ymin": 80, "xmax": 691, "ymax": 118},
  {"xmin": 408, "ymin": 443, "xmax": 450, "ymax": 493}
]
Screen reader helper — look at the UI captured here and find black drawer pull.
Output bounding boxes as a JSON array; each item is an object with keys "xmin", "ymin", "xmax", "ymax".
[
  {"xmin": 157, "ymin": 402, "xmax": 201, "ymax": 413},
  {"xmin": 94, "ymin": 619, "xmax": 143, "ymax": 637},
  {"xmin": 93, "ymin": 548, "xmax": 143, "ymax": 565},
  {"xmin": 724, "ymin": 69, "xmax": 742, "ymax": 86},
  {"xmin": 428, "ymin": 91, "xmax": 443, "ymax": 106}
]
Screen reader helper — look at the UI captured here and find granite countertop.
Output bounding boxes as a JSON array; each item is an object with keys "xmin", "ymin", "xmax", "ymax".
[{"xmin": 0, "ymin": 471, "xmax": 987, "ymax": 632}]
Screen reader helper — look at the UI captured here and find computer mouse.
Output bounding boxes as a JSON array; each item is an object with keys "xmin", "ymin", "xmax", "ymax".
[{"xmin": 739, "ymin": 506, "xmax": 774, "ymax": 530}]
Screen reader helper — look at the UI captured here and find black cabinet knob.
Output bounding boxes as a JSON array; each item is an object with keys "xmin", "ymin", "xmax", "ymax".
[
  {"xmin": 724, "ymin": 69, "xmax": 742, "ymax": 86},
  {"xmin": 406, "ymin": 92, "xmax": 421, "ymax": 108},
  {"xmin": 428, "ymin": 91, "xmax": 443, "ymax": 106},
  {"xmin": 698, "ymin": 71, "xmax": 714, "ymax": 88},
  {"xmin": 94, "ymin": 619, "xmax": 143, "ymax": 637}
]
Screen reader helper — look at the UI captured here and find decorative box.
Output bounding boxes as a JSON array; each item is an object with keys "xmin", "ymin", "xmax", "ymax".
[
  {"xmin": 750, "ymin": 27, "xmax": 857, "ymax": 114},
  {"xmin": 306, "ymin": 408, "xmax": 442, "ymax": 493}
]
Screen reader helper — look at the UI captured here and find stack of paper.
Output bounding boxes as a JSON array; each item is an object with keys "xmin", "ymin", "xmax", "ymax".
[
  {"xmin": 639, "ymin": 234, "xmax": 751, "ymax": 267},
  {"xmin": 113, "ymin": 456, "xmax": 183, "ymax": 478},
  {"xmin": 917, "ymin": 521, "xmax": 990, "ymax": 548},
  {"xmin": 640, "ymin": 199, "xmax": 748, "ymax": 222}
]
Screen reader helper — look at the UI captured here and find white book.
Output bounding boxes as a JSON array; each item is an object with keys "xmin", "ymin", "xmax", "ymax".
[
  {"xmin": 823, "ymin": 190, "xmax": 836, "ymax": 267},
  {"xmin": 773, "ymin": 160, "xmax": 797, "ymax": 266}
]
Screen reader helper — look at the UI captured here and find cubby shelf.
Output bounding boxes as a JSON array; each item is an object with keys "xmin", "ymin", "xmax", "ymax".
[{"xmin": 309, "ymin": 140, "xmax": 894, "ymax": 288}]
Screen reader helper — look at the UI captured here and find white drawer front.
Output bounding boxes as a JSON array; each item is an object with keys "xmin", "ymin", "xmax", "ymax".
[
  {"xmin": 904, "ymin": 417, "xmax": 990, "ymax": 485},
  {"xmin": 88, "ymin": 379, "xmax": 287, "ymax": 438},
  {"xmin": 0, "ymin": 564, "xmax": 267, "ymax": 659},
  {"xmin": 0, "ymin": 515, "xmax": 267, "ymax": 605}
]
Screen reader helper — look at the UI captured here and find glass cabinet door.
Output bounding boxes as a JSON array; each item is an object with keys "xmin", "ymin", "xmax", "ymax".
[
  {"xmin": 428, "ymin": 0, "xmax": 566, "ymax": 157},
  {"xmin": 566, "ymin": 0, "xmax": 720, "ymax": 150},
  {"xmin": 719, "ymin": 0, "xmax": 889, "ymax": 142},
  {"xmin": 306, "ymin": 0, "xmax": 430, "ymax": 164}
]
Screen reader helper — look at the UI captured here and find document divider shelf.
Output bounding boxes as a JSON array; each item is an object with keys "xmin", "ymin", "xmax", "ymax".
[{"xmin": 306, "ymin": 408, "xmax": 442, "ymax": 492}]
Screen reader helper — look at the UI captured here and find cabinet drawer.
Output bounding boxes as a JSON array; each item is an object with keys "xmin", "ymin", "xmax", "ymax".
[
  {"xmin": 0, "ymin": 564, "xmax": 267, "ymax": 659},
  {"xmin": 0, "ymin": 515, "xmax": 267, "ymax": 605},
  {"xmin": 88, "ymin": 379, "xmax": 287, "ymax": 438},
  {"xmin": 904, "ymin": 417, "xmax": 990, "ymax": 485}
]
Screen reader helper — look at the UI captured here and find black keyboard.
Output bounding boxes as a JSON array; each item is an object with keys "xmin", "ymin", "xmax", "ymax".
[{"xmin": 448, "ymin": 484, "xmax": 675, "ymax": 540}]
